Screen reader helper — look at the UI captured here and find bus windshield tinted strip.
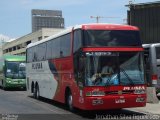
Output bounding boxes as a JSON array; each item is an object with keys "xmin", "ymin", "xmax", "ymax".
[{"xmin": 83, "ymin": 30, "xmax": 141, "ymax": 47}]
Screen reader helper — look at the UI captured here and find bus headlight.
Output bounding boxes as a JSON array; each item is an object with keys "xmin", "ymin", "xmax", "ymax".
[
  {"xmin": 86, "ymin": 91, "xmax": 105, "ymax": 96},
  {"xmin": 134, "ymin": 89, "xmax": 146, "ymax": 94},
  {"xmin": 6, "ymin": 80, "xmax": 12, "ymax": 83}
]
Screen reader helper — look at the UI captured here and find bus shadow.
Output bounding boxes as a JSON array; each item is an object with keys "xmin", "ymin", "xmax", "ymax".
[
  {"xmin": 28, "ymin": 96, "xmax": 69, "ymax": 110},
  {"xmin": 73, "ymin": 109, "xmax": 146, "ymax": 119},
  {"xmin": 28, "ymin": 96, "xmax": 146, "ymax": 119},
  {"xmin": 157, "ymin": 95, "xmax": 160, "ymax": 100}
]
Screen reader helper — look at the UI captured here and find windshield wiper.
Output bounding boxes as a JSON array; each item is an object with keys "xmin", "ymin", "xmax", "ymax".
[
  {"xmin": 12, "ymin": 72, "xmax": 15, "ymax": 79},
  {"xmin": 104, "ymin": 74, "xmax": 114, "ymax": 86},
  {"xmin": 105, "ymin": 77, "xmax": 111, "ymax": 86},
  {"xmin": 120, "ymin": 68, "xmax": 134, "ymax": 85}
]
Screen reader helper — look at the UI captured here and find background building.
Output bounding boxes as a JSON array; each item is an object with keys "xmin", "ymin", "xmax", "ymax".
[
  {"xmin": 3, "ymin": 28, "xmax": 63, "ymax": 56},
  {"xmin": 0, "ymin": 34, "xmax": 10, "ymax": 57},
  {"xmin": 127, "ymin": 1, "xmax": 160, "ymax": 44},
  {"xmin": 2, "ymin": 9, "xmax": 65, "ymax": 56},
  {"xmin": 32, "ymin": 9, "xmax": 64, "ymax": 32}
]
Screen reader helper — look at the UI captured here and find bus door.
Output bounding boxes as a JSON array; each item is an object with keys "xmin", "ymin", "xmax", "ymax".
[{"xmin": 73, "ymin": 52, "xmax": 86, "ymax": 89}]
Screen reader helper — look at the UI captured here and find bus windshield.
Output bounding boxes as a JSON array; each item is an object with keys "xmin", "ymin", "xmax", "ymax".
[
  {"xmin": 5, "ymin": 61, "xmax": 26, "ymax": 79},
  {"xmin": 83, "ymin": 30, "xmax": 141, "ymax": 46},
  {"xmin": 85, "ymin": 52, "xmax": 144, "ymax": 86}
]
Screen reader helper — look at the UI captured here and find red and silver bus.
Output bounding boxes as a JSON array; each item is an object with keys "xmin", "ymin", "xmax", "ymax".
[{"xmin": 26, "ymin": 23, "xmax": 146, "ymax": 111}]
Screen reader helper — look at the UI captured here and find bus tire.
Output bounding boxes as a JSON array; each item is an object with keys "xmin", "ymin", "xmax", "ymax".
[
  {"xmin": 34, "ymin": 84, "xmax": 40, "ymax": 99},
  {"xmin": 66, "ymin": 91, "xmax": 74, "ymax": 111},
  {"xmin": 22, "ymin": 87, "xmax": 27, "ymax": 91},
  {"xmin": 2, "ymin": 80, "xmax": 6, "ymax": 90},
  {"xmin": 31, "ymin": 82, "xmax": 34, "ymax": 93},
  {"xmin": 2, "ymin": 86, "xmax": 6, "ymax": 90}
]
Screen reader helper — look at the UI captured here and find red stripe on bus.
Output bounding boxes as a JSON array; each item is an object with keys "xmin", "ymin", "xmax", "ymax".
[
  {"xmin": 82, "ymin": 24, "xmax": 139, "ymax": 30},
  {"xmin": 82, "ymin": 47, "xmax": 144, "ymax": 52}
]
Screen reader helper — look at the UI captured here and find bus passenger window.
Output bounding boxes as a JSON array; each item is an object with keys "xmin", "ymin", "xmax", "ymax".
[
  {"xmin": 73, "ymin": 30, "xmax": 82, "ymax": 53},
  {"xmin": 46, "ymin": 41, "xmax": 53, "ymax": 59},
  {"xmin": 32, "ymin": 47, "xmax": 37, "ymax": 62},
  {"xmin": 37, "ymin": 43, "xmax": 46, "ymax": 61},
  {"xmin": 60, "ymin": 34, "xmax": 71, "ymax": 57}
]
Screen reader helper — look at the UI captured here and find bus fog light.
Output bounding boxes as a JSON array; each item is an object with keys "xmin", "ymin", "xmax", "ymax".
[
  {"xmin": 86, "ymin": 91, "xmax": 105, "ymax": 96},
  {"xmin": 6, "ymin": 80, "xmax": 11, "ymax": 83},
  {"xmin": 134, "ymin": 89, "xmax": 146, "ymax": 94},
  {"xmin": 136, "ymin": 98, "xmax": 145, "ymax": 102}
]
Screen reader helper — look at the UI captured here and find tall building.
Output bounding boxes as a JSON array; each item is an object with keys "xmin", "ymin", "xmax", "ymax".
[{"xmin": 32, "ymin": 9, "xmax": 64, "ymax": 32}]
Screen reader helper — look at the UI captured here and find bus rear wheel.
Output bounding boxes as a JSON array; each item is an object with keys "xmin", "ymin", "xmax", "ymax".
[
  {"xmin": 34, "ymin": 84, "xmax": 40, "ymax": 99},
  {"xmin": 2, "ymin": 80, "xmax": 6, "ymax": 90}
]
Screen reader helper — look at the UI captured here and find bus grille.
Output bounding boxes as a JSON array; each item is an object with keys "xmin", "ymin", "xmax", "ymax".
[{"xmin": 105, "ymin": 90, "xmax": 134, "ymax": 95}]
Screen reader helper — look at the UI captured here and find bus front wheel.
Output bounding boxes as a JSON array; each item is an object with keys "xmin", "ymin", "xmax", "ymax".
[{"xmin": 66, "ymin": 91, "xmax": 74, "ymax": 111}]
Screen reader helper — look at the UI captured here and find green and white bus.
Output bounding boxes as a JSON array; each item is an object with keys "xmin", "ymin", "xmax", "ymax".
[{"xmin": 0, "ymin": 55, "xmax": 26, "ymax": 90}]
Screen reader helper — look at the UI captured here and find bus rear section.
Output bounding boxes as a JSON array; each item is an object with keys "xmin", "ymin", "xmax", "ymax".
[
  {"xmin": 26, "ymin": 24, "xmax": 146, "ymax": 111},
  {"xmin": 0, "ymin": 55, "xmax": 26, "ymax": 90}
]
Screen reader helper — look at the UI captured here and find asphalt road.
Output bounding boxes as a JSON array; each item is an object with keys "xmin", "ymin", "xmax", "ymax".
[{"xmin": 0, "ymin": 88, "xmax": 157, "ymax": 120}]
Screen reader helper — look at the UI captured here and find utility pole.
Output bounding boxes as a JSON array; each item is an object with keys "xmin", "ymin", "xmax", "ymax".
[
  {"xmin": 90, "ymin": 16, "xmax": 101, "ymax": 23},
  {"xmin": 90, "ymin": 16, "xmax": 119, "ymax": 23}
]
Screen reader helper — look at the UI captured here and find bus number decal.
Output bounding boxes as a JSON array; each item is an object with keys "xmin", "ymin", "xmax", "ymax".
[{"xmin": 32, "ymin": 62, "xmax": 43, "ymax": 70}]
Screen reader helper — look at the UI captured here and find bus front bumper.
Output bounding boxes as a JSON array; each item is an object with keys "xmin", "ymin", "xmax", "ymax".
[
  {"xmin": 5, "ymin": 79, "xmax": 26, "ymax": 88},
  {"xmin": 78, "ymin": 94, "xmax": 146, "ymax": 110}
]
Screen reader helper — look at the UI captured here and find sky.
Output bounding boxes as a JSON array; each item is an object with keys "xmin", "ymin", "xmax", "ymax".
[{"xmin": 0, "ymin": 0, "xmax": 157, "ymax": 39}]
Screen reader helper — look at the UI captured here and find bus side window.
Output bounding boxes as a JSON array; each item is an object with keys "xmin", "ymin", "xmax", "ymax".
[
  {"xmin": 46, "ymin": 40, "xmax": 53, "ymax": 59},
  {"xmin": 60, "ymin": 33, "xmax": 71, "ymax": 57},
  {"xmin": 53, "ymin": 38, "xmax": 60, "ymax": 58},
  {"xmin": 32, "ymin": 46, "xmax": 38, "ymax": 62},
  {"xmin": 37, "ymin": 43, "xmax": 46, "ymax": 61},
  {"xmin": 27, "ymin": 49, "xmax": 32, "ymax": 62},
  {"xmin": 73, "ymin": 29, "xmax": 82, "ymax": 53}
]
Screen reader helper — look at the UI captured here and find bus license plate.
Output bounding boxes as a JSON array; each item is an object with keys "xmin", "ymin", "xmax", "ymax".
[{"xmin": 115, "ymin": 99, "xmax": 125, "ymax": 104}]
